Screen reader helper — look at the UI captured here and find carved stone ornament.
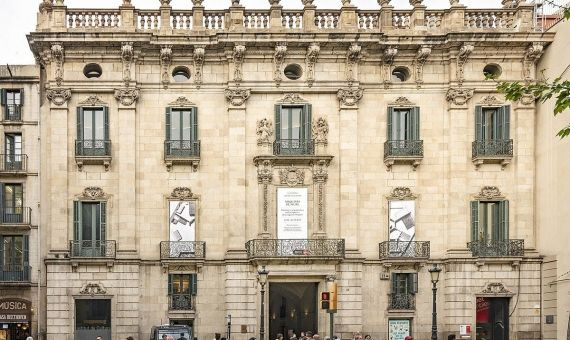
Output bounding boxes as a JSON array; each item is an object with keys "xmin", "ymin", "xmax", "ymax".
[
  {"xmin": 46, "ymin": 88, "xmax": 71, "ymax": 106},
  {"xmin": 520, "ymin": 93, "xmax": 536, "ymax": 105},
  {"xmin": 501, "ymin": 0, "xmax": 518, "ymax": 9},
  {"xmin": 479, "ymin": 95, "xmax": 503, "ymax": 106},
  {"xmin": 481, "ymin": 282, "xmax": 513, "ymax": 295},
  {"xmin": 114, "ymin": 87, "xmax": 139, "ymax": 106},
  {"xmin": 81, "ymin": 187, "xmax": 107, "ymax": 200},
  {"xmin": 409, "ymin": 0, "xmax": 423, "ymax": 6},
  {"xmin": 475, "ymin": 186, "xmax": 505, "ymax": 200},
  {"xmin": 39, "ymin": 0, "xmax": 53, "ymax": 13},
  {"xmin": 274, "ymin": 43, "xmax": 287, "ymax": 86},
  {"xmin": 79, "ymin": 282, "xmax": 107, "ymax": 296},
  {"xmin": 78, "ymin": 95, "xmax": 107, "ymax": 106},
  {"xmin": 280, "ymin": 93, "xmax": 306, "ymax": 103},
  {"xmin": 169, "ymin": 96, "xmax": 196, "ymax": 107},
  {"xmin": 233, "ymin": 45, "xmax": 246, "ymax": 82},
  {"xmin": 306, "ymin": 43, "xmax": 320, "ymax": 87},
  {"xmin": 170, "ymin": 187, "xmax": 198, "ymax": 200},
  {"xmin": 193, "ymin": 47, "xmax": 205, "ymax": 86},
  {"xmin": 414, "ymin": 46, "xmax": 431, "ymax": 86},
  {"xmin": 382, "ymin": 46, "xmax": 398, "ymax": 88},
  {"xmin": 378, "ymin": 0, "xmax": 391, "ymax": 6},
  {"xmin": 341, "ymin": 0, "xmax": 351, "ymax": 5},
  {"xmin": 160, "ymin": 0, "xmax": 171, "ymax": 5},
  {"xmin": 51, "ymin": 43, "xmax": 64, "ymax": 86},
  {"xmin": 346, "ymin": 43, "xmax": 362, "ymax": 85},
  {"xmin": 457, "ymin": 44, "xmax": 474, "ymax": 84},
  {"xmin": 192, "ymin": 0, "xmax": 204, "ymax": 6},
  {"xmin": 446, "ymin": 88, "xmax": 474, "ymax": 106},
  {"xmin": 257, "ymin": 160, "xmax": 273, "ymax": 183},
  {"xmin": 121, "ymin": 42, "xmax": 134, "ymax": 87},
  {"xmin": 269, "ymin": 0, "xmax": 280, "ymax": 6},
  {"xmin": 312, "ymin": 160, "xmax": 329, "ymax": 182},
  {"xmin": 312, "ymin": 117, "xmax": 329, "ymax": 145},
  {"xmin": 279, "ymin": 166, "xmax": 305, "ymax": 186},
  {"xmin": 523, "ymin": 42, "xmax": 544, "ymax": 81},
  {"xmin": 160, "ymin": 45, "xmax": 172, "ymax": 89},
  {"xmin": 449, "ymin": 0, "xmax": 460, "ymax": 5},
  {"xmin": 302, "ymin": 0, "xmax": 314, "ymax": 5},
  {"xmin": 337, "ymin": 88, "xmax": 364, "ymax": 107},
  {"xmin": 389, "ymin": 96, "xmax": 414, "ymax": 107},
  {"xmin": 225, "ymin": 88, "xmax": 251, "ymax": 107},
  {"xmin": 256, "ymin": 118, "xmax": 274, "ymax": 145},
  {"xmin": 388, "ymin": 187, "xmax": 417, "ymax": 200}
]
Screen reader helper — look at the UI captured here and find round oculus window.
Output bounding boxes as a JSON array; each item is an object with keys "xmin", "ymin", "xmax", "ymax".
[
  {"xmin": 284, "ymin": 64, "xmax": 303, "ymax": 80},
  {"xmin": 483, "ymin": 64, "xmax": 502, "ymax": 79},
  {"xmin": 391, "ymin": 67, "xmax": 410, "ymax": 82},
  {"xmin": 172, "ymin": 66, "xmax": 191, "ymax": 82},
  {"xmin": 83, "ymin": 63, "xmax": 103, "ymax": 79}
]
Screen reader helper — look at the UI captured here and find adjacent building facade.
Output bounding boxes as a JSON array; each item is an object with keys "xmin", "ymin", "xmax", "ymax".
[{"xmin": 25, "ymin": 0, "xmax": 563, "ymax": 339}]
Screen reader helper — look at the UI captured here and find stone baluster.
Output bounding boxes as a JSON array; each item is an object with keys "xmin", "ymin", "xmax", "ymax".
[
  {"xmin": 516, "ymin": 1, "xmax": 535, "ymax": 32},
  {"xmin": 447, "ymin": 0, "xmax": 466, "ymax": 30},
  {"xmin": 229, "ymin": 0, "xmax": 245, "ymax": 31},
  {"xmin": 379, "ymin": 0, "xmax": 394, "ymax": 31},
  {"xmin": 159, "ymin": 0, "xmax": 172, "ymax": 34},
  {"xmin": 410, "ymin": 0, "xmax": 426, "ymax": 28},
  {"xmin": 302, "ymin": 0, "xmax": 317, "ymax": 31},
  {"xmin": 269, "ymin": 0, "xmax": 283, "ymax": 28},
  {"xmin": 340, "ymin": 0, "xmax": 358, "ymax": 30},
  {"xmin": 193, "ymin": 0, "xmax": 205, "ymax": 30}
]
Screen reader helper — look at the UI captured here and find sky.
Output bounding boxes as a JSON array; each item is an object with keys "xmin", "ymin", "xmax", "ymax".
[{"xmin": 0, "ymin": 0, "xmax": 502, "ymax": 65}]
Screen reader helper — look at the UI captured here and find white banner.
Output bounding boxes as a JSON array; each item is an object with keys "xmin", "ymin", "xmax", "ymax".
[
  {"xmin": 169, "ymin": 201, "xmax": 196, "ymax": 242},
  {"xmin": 277, "ymin": 188, "xmax": 308, "ymax": 239},
  {"xmin": 389, "ymin": 319, "xmax": 411, "ymax": 340}
]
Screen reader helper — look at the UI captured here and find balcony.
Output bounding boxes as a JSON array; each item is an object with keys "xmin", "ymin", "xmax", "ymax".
[
  {"xmin": 69, "ymin": 240, "xmax": 116, "ymax": 259},
  {"xmin": 160, "ymin": 241, "xmax": 206, "ymax": 261},
  {"xmin": 169, "ymin": 294, "xmax": 195, "ymax": 311},
  {"xmin": 388, "ymin": 293, "xmax": 416, "ymax": 311},
  {"xmin": 383, "ymin": 140, "xmax": 424, "ymax": 171},
  {"xmin": 468, "ymin": 239, "xmax": 524, "ymax": 257},
  {"xmin": 0, "ymin": 154, "xmax": 28, "ymax": 175},
  {"xmin": 472, "ymin": 139, "xmax": 513, "ymax": 169},
  {"xmin": 245, "ymin": 239, "xmax": 345, "ymax": 260},
  {"xmin": 379, "ymin": 241, "xmax": 430, "ymax": 261},
  {"xmin": 273, "ymin": 139, "xmax": 315, "ymax": 156},
  {"xmin": 0, "ymin": 207, "xmax": 32, "ymax": 229},
  {"xmin": 3, "ymin": 105, "xmax": 22, "ymax": 123},
  {"xmin": 0, "ymin": 264, "xmax": 31, "ymax": 284},
  {"xmin": 164, "ymin": 140, "xmax": 201, "ymax": 172},
  {"xmin": 75, "ymin": 139, "xmax": 112, "ymax": 171}
]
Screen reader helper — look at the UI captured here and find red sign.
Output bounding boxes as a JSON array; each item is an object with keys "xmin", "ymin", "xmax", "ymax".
[{"xmin": 476, "ymin": 297, "xmax": 490, "ymax": 323}]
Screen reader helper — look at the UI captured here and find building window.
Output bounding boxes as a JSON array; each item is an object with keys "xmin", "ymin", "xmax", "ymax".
[
  {"xmin": 473, "ymin": 105, "xmax": 512, "ymax": 159},
  {"xmin": 4, "ymin": 133, "xmax": 23, "ymax": 171},
  {"xmin": 0, "ymin": 235, "xmax": 29, "ymax": 282},
  {"xmin": 389, "ymin": 273, "xmax": 417, "ymax": 310},
  {"xmin": 76, "ymin": 107, "xmax": 110, "ymax": 157},
  {"xmin": 168, "ymin": 273, "xmax": 197, "ymax": 310},
  {"xmin": 385, "ymin": 107, "xmax": 422, "ymax": 158},
  {"xmin": 274, "ymin": 104, "xmax": 313, "ymax": 155},
  {"xmin": 471, "ymin": 200, "xmax": 509, "ymax": 243},
  {"xmin": 165, "ymin": 107, "xmax": 199, "ymax": 157},
  {"xmin": 1, "ymin": 183, "xmax": 23, "ymax": 224},
  {"xmin": 0, "ymin": 89, "xmax": 23, "ymax": 121},
  {"xmin": 72, "ymin": 201, "xmax": 107, "ymax": 257}
]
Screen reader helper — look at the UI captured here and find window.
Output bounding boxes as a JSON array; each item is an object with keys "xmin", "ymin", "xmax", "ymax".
[
  {"xmin": 0, "ymin": 235, "xmax": 29, "ymax": 281},
  {"xmin": 72, "ymin": 201, "xmax": 107, "ymax": 257},
  {"xmin": 76, "ymin": 107, "xmax": 110, "ymax": 156},
  {"xmin": 274, "ymin": 104, "xmax": 312, "ymax": 155},
  {"xmin": 0, "ymin": 184, "xmax": 23, "ymax": 223},
  {"xmin": 387, "ymin": 107, "xmax": 419, "ymax": 141},
  {"xmin": 284, "ymin": 64, "xmax": 303, "ymax": 80},
  {"xmin": 168, "ymin": 273, "xmax": 197, "ymax": 310},
  {"xmin": 165, "ymin": 107, "xmax": 199, "ymax": 157},
  {"xmin": 391, "ymin": 67, "xmax": 411, "ymax": 82},
  {"xmin": 5, "ymin": 133, "xmax": 23, "ymax": 170},
  {"xmin": 83, "ymin": 63, "xmax": 103, "ymax": 78},
  {"xmin": 475, "ymin": 106, "xmax": 510, "ymax": 141},
  {"xmin": 172, "ymin": 67, "xmax": 191, "ymax": 82},
  {"xmin": 0, "ymin": 89, "xmax": 23, "ymax": 121},
  {"xmin": 470, "ymin": 200, "xmax": 509, "ymax": 243},
  {"xmin": 390, "ymin": 273, "xmax": 417, "ymax": 310}
]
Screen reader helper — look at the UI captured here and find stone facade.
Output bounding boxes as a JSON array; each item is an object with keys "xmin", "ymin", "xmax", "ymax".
[{"xmin": 27, "ymin": 1, "xmax": 556, "ymax": 340}]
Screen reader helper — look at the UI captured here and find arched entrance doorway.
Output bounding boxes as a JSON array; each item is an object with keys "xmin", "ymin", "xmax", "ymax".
[{"xmin": 269, "ymin": 282, "xmax": 318, "ymax": 340}]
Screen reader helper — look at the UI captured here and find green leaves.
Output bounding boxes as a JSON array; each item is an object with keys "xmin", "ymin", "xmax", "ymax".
[{"xmin": 564, "ymin": 8, "xmax": 570, "ymax": 20}]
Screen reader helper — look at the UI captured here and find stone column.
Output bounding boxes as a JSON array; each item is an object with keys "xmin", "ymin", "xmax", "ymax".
[{"xmin": 337, "ymin": 88, "xmax": 363, "ymax": 252}]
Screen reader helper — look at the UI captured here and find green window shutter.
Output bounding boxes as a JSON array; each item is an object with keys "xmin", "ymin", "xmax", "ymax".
[
  {"xmin": 77, "ymin": 107, "xmax": 84, "ymax": 140},
  {"xmin": 168, "ymin": 274, "xmax": 173, "ymax": 295},
  {"xmin": 100, "ymin": 202, "xmax": 107, "ymax": 240},
  {"xmin": 191, "ymin": 273, "xmax": 198, "ymax": 295},
  {"xmin": 470, "ymin": 201, "xmax": 479, "ymax": 242},
  {"xmin": 475, "ymin": 106, "xmax": 483, "ymax": 141},
  {"xmin": 499, "ymin": 201, "xmax": 509, "ymax": 241},
  {"xmin": 0, "ymin": 236, "xmax": 3, "ymax": 265},
  {"xmin": 103, "ymin": 107, "xmax": 110, "ymax": 140},
  {"xmin": 19, "ymin": 88, "xmax": 24, "ymax": 105},
  {"xmin": 304, "ymin": 104, "xmax": 312, "ymax": 140},
  {"xmin": 191, "ymin": 107, "xmax": 198, "ymax": 142},
  {"xmin": 412, "ymin": 273, "xmax": 418, "ymax": 294},
  {"xmin": 391, "ymin": 273, "xmax": 397, "ymax": 293},
  {"xmin": 492, "ymin": 203, "xmax": 500, "ymax": 241},
  {"xmin": 411, "ymin": 107, "xmax": 420, "ymax": 140},
  {"xmin": 275, "ymin": 104, "xmax": 282, "ymax": 141},
  {"xmin": 73, "ymin": 201, "xmax": 80, "ymax": 240},
  {"xmin": 0, "ymin": 183, "xmax": 4, "ymax": 212},
  {"xmin": 165, "ymin": 107, "xmax": 171, "ymax": 140},
  {"xmin": 503, "ymin": 105, "xmax": 510, "ymax": 139},
  {"xmin": 387, "ymin": 107, "xmax": 394, "ymax": 141},
  {"xmin": 23, "ymin": 235, "xmax": 29, "ymax": 265},
  {"xmin": 0, "ymin": 89, "xmax": 6, "ymax": 105}
]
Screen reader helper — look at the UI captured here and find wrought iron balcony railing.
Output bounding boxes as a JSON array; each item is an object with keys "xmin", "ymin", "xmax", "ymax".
[
  {"xmin": 160, "ymin": 241, "xmax": 206, "ymax": 260},
  {"xmin": 379, "ymin": 241, "xmax": 430, "ymax": 260},
  {"xmin": 0, "ymin": 154, "xmax": 28, "ymax": 173},
  {"xmin": 388, "ymin": 293, "xmax": 416, "ymax": 310},
  {"xmin": 164, "ymin": 140, "xmax": 201, "ymax": 158},
  {"xmin": 245, "ymin": 239, "xmax": 345, "ymax": 259},
  {"xmin": 169, "ymin": 294, "xmax": 195, "ymax": 311},
  {"xmin": 0, "ymin": 264, "xmax": 31, "ymax": 282},
  {"xmin": 69, "ymin": 240, "xmax": 117, "ymax": 259},
  {"xmin": 384, "ymin": 140, "xmax": 424, "ymax": 158},
  {"xmin": 472, "ymin": 139, "xmax": 513, "ymax": 159},
  {"xmin": 3, "ymin": 105, "xmax": 22, "ymax": 122},
  {"xmin": 468, "ymin": 239, "xmax": 524, "ymax": 257},
  {"xmin": 75, "ymin": 139, "xmax": 112, "ymax": 157},
  {"xmin": 0, "ymin": 207, "xmax": 32, "ymax": 225},
  {"xmin": 273, "ymin": 139, "xmax": 315, "ymax": 156}
]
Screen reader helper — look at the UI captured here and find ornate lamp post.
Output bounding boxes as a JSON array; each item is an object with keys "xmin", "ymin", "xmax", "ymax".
[
  {"xmin": 428, "ymin": 264, "xmax": 442, "ymax": 340},
  {"xmin": 258, "ymin": 266, "xmax": 269, "ymax": 340}
]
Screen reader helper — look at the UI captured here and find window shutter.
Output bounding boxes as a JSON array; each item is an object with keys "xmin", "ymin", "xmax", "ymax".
[
  {"xmin": 73, "ymin": 201, "xmax": 80, "ymax": 240},
  {"xmin": 492, "ymin": 203, "xmax": 500, "ymax": 241},
  {"xmin": 387, "ymin": 107, "xmax": 394, "ymax": 141},
  {"xmin": 103, "ymin": 107, "xmax": 110, "ymax": 140},
  {"xmin": 304, "ymin": 104, "xmax": 312, "ymax": 140},
  {"xmin": 275, "ymin": 104, "xmax": 282, "ymax": 141},
  {"xmin": 168, "ymin": 274, "xmax": 173, "ymax": 295},
  {"xmin": 0, "ymin": 183, "xmax": 4, "ymax": 213},
  {"xmin": 470, "ymin": 201, "xmax": 479, "ymax": 242},
  {"xmin": 391, "ymin": 273, "xmax": 397, "ymax": 293},
  {"xmin": 76, "ymin": 107, "xmax": 83, "ymax": 140},
  {"xmin": 19, "ymin": 89, "xmax": 24, "ymax": 106},
  {"xmin": 409, "ymin": 273, "xmax": 418, "ymax": 294},
  {"xmin": 191, "ymin": 107, "xmax": 198, "ymax": 142},
  {"xmin": 0, "ymin": 89, "xmax": 6, "ymax": 106},
  {"xmin": 0, "ymin": 236, "xmax": 3, "ymax": 266},
  {"xmin": 165, "ymin": 107, "xmax": 171, "ymax": 140},
  {"xmin": 191, "ymin": 273, "xmax": 198, "ymax": 295},
  {"xmin": 411, "ymin": 107, "xmax": 420, "ymax": 140},
  {"xmin": 23, "ymin": 235, "xmax": 30, "ymax": 266},
  {"xmin": 503, "ymin": 105, "xmax": 510, "ymax": 139},
  {"xmin": 100, "ymin": 202, "xmax": 107, "ymax": 240},
  {"xmin": 475, "ymin": 106, "xmax": 483, "ymax": 141},
  {"xmin": 499, "ymin": 201, "xmax": 509, "ymax": 241}
]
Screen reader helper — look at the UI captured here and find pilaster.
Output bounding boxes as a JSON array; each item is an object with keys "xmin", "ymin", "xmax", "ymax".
[
  {"xmin": 302, "ymin": 4, "xmax": 317, "ymax": 31},
  {"xmin": 119, "ymin": 4, "xmax": 136, "ymax": 31},
  {"xmin": 159, "ymin": 3, "xmax": 173, "ymax": 34},
  {"xmin": 340, "ymin": 3, "xmax": 358, "ymax": 30},
  {"xmin": 380, "ymin": 5, "xmax": 394, "ymax": 31}
]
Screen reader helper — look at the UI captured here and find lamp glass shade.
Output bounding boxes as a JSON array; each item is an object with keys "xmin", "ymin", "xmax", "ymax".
[
  {"xmin": 258, "ymin": 265, "xmax": 269, "ymax": 285},
  {"xmin": 428, "ymin": 265, "xmax": 441, "ymax": 284}
]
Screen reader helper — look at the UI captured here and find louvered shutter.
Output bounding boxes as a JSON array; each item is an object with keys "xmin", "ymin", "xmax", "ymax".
[
  {"xmin": 100, "ymin": 202, "xmax": 107, "ymax": 240},
  {"xmin": 0, "ymin": 89, "xmax": 6, "ymax": 105},
  {"xmin": 470, "ymin": 201, "xmax": 480, "ymax": 242},
  {"xmin": 23, "ymin": 235, "xmax": 29, "ymax": 265},
  {"xmin": 475, "ymin": 106, "xmax": 483, "ymax": 141},
  {"xmin": 168, "ymin": 274, "xmax": 173, "ymax": 295},
  {"xmin": 73, "ymin": 201, "xmax": 80, "ymax": 240},
  {"xmin": 0, "ymin": 184, "xmax": 4, "ymax": 220},
  {"xmin": 191, "ymin": 107, "xmax": 198, "ymax": 142},
  {"xmin": 499, "ymin": 201, "xmax": 509, "ymax": 241},
  {"xmin": 503, "ymin": 105, "xmax": 510, "ymax": 139},
  {"xmin": 191, "ymin": 273, "xmax": 198, "ymax": 295},
  {"xmin": 409, "ymin": 273, "xmax": 418, "ymax": 294},
  {"xmin": 76, "ymin": 107, "xmax": 83, "ymax": 140},
  {"xmin": 19, "ymin": 89, "xmax": 24, "ymax": 106},
  {"xmin": 0, "ymin": 236, "xmax": 3, "ymax": 269},
  {"xmin": 387, "ymin": 107, "xmax": 394, "ymax": 141},
  {"xmin": 391, "ymin": 273, "xmax": 397, "ymax": 294},
  {"xmin": 304, "ymin": 104, "xmax": 312, "ymax": 140},
  {"xmin": 165, "ymin": 107, "xmax": 171, "ymax": 140},
  {"xmin": 411, "ymin": 107, "xmax": 420, "ymax": 140},
  {"xmin": 103, "ymin": 107, "xmax": 110, "ymax": 141}
]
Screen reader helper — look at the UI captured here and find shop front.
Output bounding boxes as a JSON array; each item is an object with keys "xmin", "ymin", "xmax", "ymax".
[{"xmin": 0, "ymin": 298, "xmax": 32, "ymax": 340}]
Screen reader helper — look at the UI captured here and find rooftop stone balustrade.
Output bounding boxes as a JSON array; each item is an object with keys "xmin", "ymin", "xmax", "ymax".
[{"xmin": 36, "ymin": 0, "xmax": 538, "ymax": 33}]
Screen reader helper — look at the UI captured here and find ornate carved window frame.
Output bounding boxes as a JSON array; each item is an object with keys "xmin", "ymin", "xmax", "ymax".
[
  {"xmin": 75, "ymin": 97, "xmax": 111, "ymax": 171},
  {"xmin": 476, "ymin": 282, "xmax": 515, "ymax": 297},
  {"xmin": 165, "ymin": 97, "xmax": 200, "ymax": 172},
  {"xmin": 473, "ymin": 186, "xmax": 506, "ymax": 202}
]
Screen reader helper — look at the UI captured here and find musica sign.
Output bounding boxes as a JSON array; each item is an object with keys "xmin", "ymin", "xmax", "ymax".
[{"xmin": 0, "ymin": 298, "xmax": 31, "ymax": 323}]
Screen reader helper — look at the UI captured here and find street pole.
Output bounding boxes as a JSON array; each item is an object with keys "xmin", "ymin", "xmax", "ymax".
[
  {"xmin": 329, "ymin": 311, "xmax": 334, "ymax": 340},
  {"xmin": 431, "ymin": 282, "xmax": 438, "ymax": 340},
  {"xmin": 260, "ymin": 283, "xmax": 266, "ymax": 340},
  {"xmin": 227, "ymin": 314, "xmax": 232, "ymax": 340}
]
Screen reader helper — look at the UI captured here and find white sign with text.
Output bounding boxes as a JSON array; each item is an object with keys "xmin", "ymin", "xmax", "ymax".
[{"xmin": 277, "ymin": 187, "xmax": 308, "ymax": 239}]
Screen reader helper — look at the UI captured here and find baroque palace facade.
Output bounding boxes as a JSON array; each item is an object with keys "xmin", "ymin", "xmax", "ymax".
[{"xmin": 15, "ymin": 0, "xmax": 563, "ymax": 339}]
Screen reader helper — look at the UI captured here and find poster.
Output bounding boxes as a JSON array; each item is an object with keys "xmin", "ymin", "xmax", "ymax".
[
  {"xmin": 169, "ymin": 201, "xmax": 196, "ymax": 243},
  {"xmin": 389, "ymin": 200, "xmax": 416, "ymax": 256},
  {"xmin": 277, "ymin": 188, "xmax": 308, "ymax": 240},
  {"xmin": 389, "ymin": 319, "xmax": 410, "ymax": 340}
]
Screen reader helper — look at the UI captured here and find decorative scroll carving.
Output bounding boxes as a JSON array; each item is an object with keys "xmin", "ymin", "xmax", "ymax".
[
  {"xmin": 80, "ymin": 282, "xmax": 107, "ymax": 295},
  {"xmin": 313, "ymin": 159, "xmax": 329, "ymax": 232},
  {"xmin": 456, "ymin": 44, "xmax": 474, "ymax": 84},
  {"xmin": 121, "ymin": 42, "xmax": 134, "ymax": 87},
  {"xmin": 479, "ymin": 95, "xmax": 503, "ymax": 106},
  {"xmin": 306, "ymin": 43, "xmax": 320, "ymax": 87},
  {"xmin": 257, "ymin": 160, "xmax": 273, "ymax": 184},
  {"xmin": 501, "ymin": 0, "xmax": 518, "ymax": 9},
  {"xmin": 389, "ymin": 96, "xmax": 414, "ymax": 107},
  {"xmin": 279, "ymin": 166, "xmax": 305, "ymax": 186},
  {"xmin": 449, "ymin": 0, "xmax": 460, "ymax": 4},
  {"xmin": 39, "ymin": 0, "xmax": 53, "ymax": 13},
  {"xmin": 256, "ymin": 118, "xmax": 274, "ymax": 146},
  {"xmin": 312, "ymin": 117, "xmax": 329, "ymax": 145},
  {"xmin": 78, "ymin": 95, "xmax": 107, "ymax": 106},
  {"xmin": 520, "ymin": 93, "xmax": 536, "ymax": 106},
  {"xmin": 280, "ymin": 93, "xmax": 306, "ymax": 103},
  {"xmin": 46, "ymin": 88, "xmax": 71, "ymax": 106},
  {"xmin": 274, "ymin": 43, "xmax": 287, "ymax": 86},
  {"xmin": 475, "ymin": 186, "xmax": 505, "ymax": 200},
  {"xmin": 523, "ymin": 42, "xmax": 544, "ymax": 81},
  {"xmin": 81, "ymin": 187, "xmax": 107, "ymax": 200},
  {"xmin": 51, "ymin": 43, "xmax": 64, "ymax": 86},
  {"xmin": 341, "ymin": 0, "xmax": 351, "ymax": 5},
  {"xmin": 169, "ymin": 96, "xmax": 195, "ymax": 107},
  {"xmin": 346, "ymin": 43, "xmax": 362, "ymax": 86},
  {"xmin": 302, "ymin": 0, "xmax": 314, "ymax": 6},
  {"xmin": 225, "ymin": 88, "xmax": 251, "ymax": 107},
  {"xmin": 387, "ymin": 187, "xmax": 417, "ymax": 200},
  {"xmin": 481, "ymin": 282, "xmax": 513, "ymax": 295},
  {"xmin": 170, "ymin": 187, "xmax": 198, "ymax": 200},
  {"xmin": 193, "ymin": 47, "xmax": 205, "ymax": 87},
  {"xmin": 114, "ymin": 87, "xmax": 139, "ymax": 106},
  {"xmin": 337, "ymin": 88, "xmax": 364, "ymax": 107},
  {"xmin": 379, "ymin": 0, "xmax": 391, "ymax": 5},
  {"xmin": 382, "ymin": 46, "xmax": 398, "ymax": 88},
  {"xmin": 446, "ymin": 88, "xmax": 474, "ymax": 106},
  {"xmin": 233, "ymin": 45, "xmax": 246, "ymax": 82},
  {"xmin": 160, "ymin": 45, "xmax": 172, "ymax": 89},
  {"xmin": 192, "ymin": 0, "xmax": 204, "ymax": 6},
  {"xmin": 160, "ymin": 0, "xmax": 171, "ymax": 5},
  {"xmin": 414, "ymin": 46, "xmax": 431, "ymax": 87},
  {"xmin": 257, "ymin": 160, "xmax": 273, "ymax": 233}
]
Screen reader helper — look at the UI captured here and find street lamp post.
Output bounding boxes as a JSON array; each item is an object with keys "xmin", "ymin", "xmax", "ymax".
[
  {"xmin": 428, "ymin": 264, "xmax": 442, "ymax": 340},
  {"xmin": 258, "ymin": 265, "xmax": 269, "ymax": 340}
]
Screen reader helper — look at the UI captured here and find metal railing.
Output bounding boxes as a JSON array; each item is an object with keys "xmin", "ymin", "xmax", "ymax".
[
  {"xmin": 384, "ymin": 140, "xmax": 424, "ymax": 158},
  {"xmin": 0, "ymin": 264, "xmax": 31, "ymax": 282},
  {"xmin": 472, "ymin": 139, "xmax": 513, "ymax": 158},
  {"xmin": 379, "ymin": 241, "xmax": 430, "ymax": 260},
  {"xmin": 388, "ymin": 293, "xmax": 415, "ymax": 310},
  {"xmin": 0, "ymin": 207, "xmax": 32, "ymax": 225},
  {"xmin": 169, "ymin": 294, "xmax": 195, "ymax": 311},
  {"xmin": 273, "ymin": 139, "xmax": 315, "ymax": 156},
  {"xmin": 164, "ymin": 140, "xmax": 201, "ymax": 158},
  {"xmin": 536, "ymin": 0, "xmax": 569, "ymax": 31},
  {"xmin": 245, "ymin": 239, "xmax": 345, "ymax": 259},
  {"xmin": 69, "ymin": 240, "xmax": 116, "ymax": 258},
  {"xmin": 75, "ymin": 140, "xmax": 112, "ymax": 157},
  {"xmin": 3, "ymin": 105, "xmax": 22, "ymax": 121},
  {"xmin": 160, "ymin": 241, "xmax": 206, "ymax": 260},
  {"xmin": 468, "ymin": 239, "xmax": 524, "ymax": 257},
  {"xmin": 0, "ymin": 154, "xmax": 28, "ymax": 172}
]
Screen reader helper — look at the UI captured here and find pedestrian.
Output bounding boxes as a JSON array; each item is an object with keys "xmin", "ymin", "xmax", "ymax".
[
  {"xmin": 162, "ymin": 335, "xmax": 168, "ymax": 340},
  {"xmin": 178, "ymin": 333, "xmax": 188, "ymax": 340},
  {"xmin": 404, "ymin": 336, "xmax": 413, "ymax": 340},
  {"xmin": 277, "ymin": 333, "xmax": 284, "ymax": 340},
  {"xmin": 127, "ymin": 337, "xmax": 134, "ymax": 340},
  {"xmin": 96, "ymin": 336, "xmax": 103, "ymax": 340},
  {"xmin": 448, "ymin": 335, "xmax": 456, "ymax": 340},
  {"xmin": 25, "ymin": 333, "xmax": 33, "ymax": 340},
  {"xmin": 214, "ymin": 333, "xmax": 221, "ymax": 340},
  {"xmin": 353, "ymin": 333, "xmax": 362, "ymax": 340},
  {"xmin": 364, "ymin": 335, "xmax": 372, "ymax": 340},
  {"xmin": 312, "ymin": 334, "xmax": 320, "ymax": 340}
]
